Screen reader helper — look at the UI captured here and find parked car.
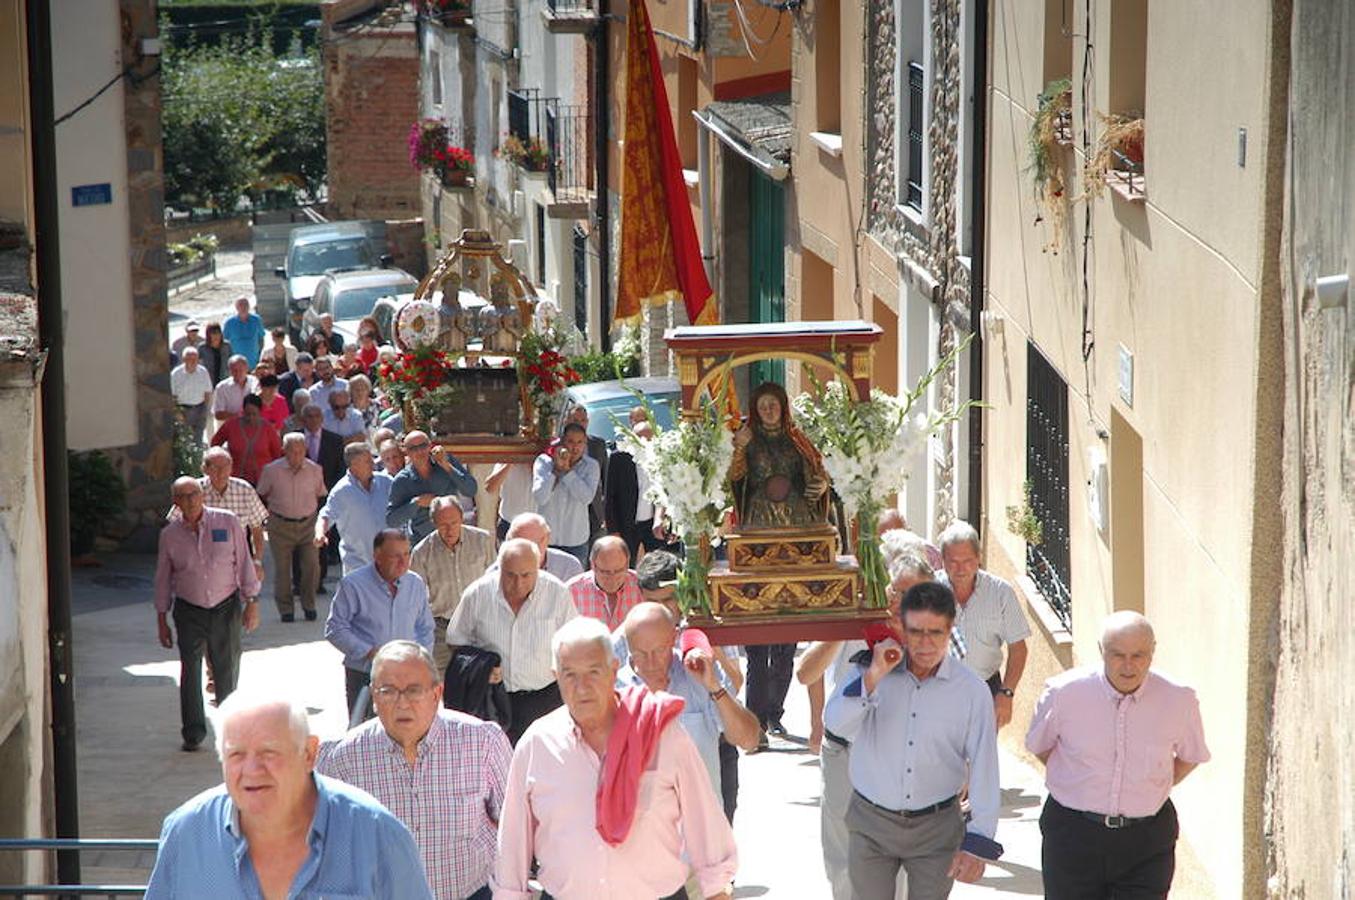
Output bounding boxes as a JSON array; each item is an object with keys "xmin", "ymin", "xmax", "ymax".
[
  {"xmin": 274, "ymin": 221, "xmax": 392, "ymax": 345},
  {"xmin": 301, "ymin": 268, "xmax": 419, "ymax": 349},
  {"xmin": 559, "ymin": 377, "xmax": 681, "ymax": 444}
]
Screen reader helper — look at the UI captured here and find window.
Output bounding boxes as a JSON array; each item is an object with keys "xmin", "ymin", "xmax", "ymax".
[
  {"xmin": 572, "ymin": 225, "xmax": 589, "ymax": 332},
  {"xmin": 430, "ymin": 50, "xmax": 443, "ymax": 107},
  {"xmin": 815, "ymin": 0, "xmax": 841, "ymax": 133},
  {"xmin": 508, "ymin": 90, "xmax": 531, "ymax": 143},
  {"xmin": 1043, "ymin": 0, "xmax": 1073, "ymax": 86},
  {"xmin": 906, "ymin": 62, "xmax": 924, "ymax": 210},
  {"xmin": 1109, "ymin": 0, "xmax": 1147, "ymax": 117},
  {"xmin": 1026, "ymin": 343, "xmax": 1072, "ymax": 629},
  {"xmin": 678, "ymin": 55, "xmax": 698, "ymax": 169},
  {"xmin": 536, "ymin": 203, "xmax": 547, "ymax": 287}
]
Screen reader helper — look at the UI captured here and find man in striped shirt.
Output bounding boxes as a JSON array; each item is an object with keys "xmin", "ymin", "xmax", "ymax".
[
  {"xmin": 565, "ymin": 535, "xmax": 643, "ymax": 630},
  {"xmin": 318, "ymin": 641, "xmax": 511, "ymax": 900}
]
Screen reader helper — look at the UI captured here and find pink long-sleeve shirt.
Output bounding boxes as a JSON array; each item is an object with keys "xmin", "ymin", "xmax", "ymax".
[
  {"xmin": 153, "ymin": 508, "xmax": 260, "ymax": 613},
  {"xmin": 1026, "ymin": 667, "xmax": 1210, "ymax": 818},
  {"xmin": 492, "ymin": 704, "xmax": 738, "ymax": 900}
]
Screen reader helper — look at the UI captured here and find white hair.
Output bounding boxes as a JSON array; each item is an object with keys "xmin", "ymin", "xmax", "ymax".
[
  {"xmin": 1100, "ymin": 611, "xmax": 1155, "ymax": 648},
  {"xmin": 551, "ymin": 617, "xmax": 616, "ymax": 669},
  {"xmin": 214, "ymin": 691, "xmax": 310, "ymax": 758},
  {"xmin": 937, "ymin": 519, "xmax": 982, "ymax": 555},
  {"xmin": 498, "ymin": 537, "xmax": 541, "ymax": 566},
  {"xmin": 881, "ymin": 529, "xmax": 932, "ymax": 569},
  {"xmin": 282, "ymin": 431, "xmax": 307, "ymax": 450},
  {"xmin": 291, "ymin": 388, "xmax": 312, "ymax": 412},
  {"xmin": 429, "ymin": 495, "xmax": 464, "ymax": 519},
  {"xmin": 888, "ymin": 552, "xmax": 933, "ymax": 584},
  {"xmin": 371, "ymin": 640, "xmax": 439, "ymax": 684}
]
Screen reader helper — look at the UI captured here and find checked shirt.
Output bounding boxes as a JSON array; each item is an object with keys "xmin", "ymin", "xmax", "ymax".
[
  {"xmin": 166, "ymin": 476, "xmax": 268, "ymax": 529},
  {"xmin": 317, "ymin": 709, "xmax": 512, "ymax": 900}
]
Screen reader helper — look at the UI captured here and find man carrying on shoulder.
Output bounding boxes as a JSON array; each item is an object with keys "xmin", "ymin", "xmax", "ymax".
[
  {"xmin": 388, "ymin": 430, "xmax": 477, "ymax": 544},
  {"xmin": 409, "ymin": 497, "xmax": 495, "ymax": 678},
  {"xmin": 531, "ymin": 422, "xmax": 599, "ymax": 568}
]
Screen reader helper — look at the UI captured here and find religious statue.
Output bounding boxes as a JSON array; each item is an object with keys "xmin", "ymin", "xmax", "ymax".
[
  {"xmin": 480, "ymin": 271, "xmax": 525, "ymax": 354},
  {"xmin": 729, "ymin": 381, "xmax": 830, "ymax": 529},
  {"xmin": 436, "ymin": 270, "xmax": 471, "ymax": 353}
]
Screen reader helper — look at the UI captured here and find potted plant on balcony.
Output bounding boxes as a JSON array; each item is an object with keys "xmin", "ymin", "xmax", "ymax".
[
  {"xmin": 499, "ymin": 134, "xmax": 552, "ymax": 173},
  {"xmin": 1084, "ymin": 112, "xmax": 1145, "ymax": 201},
  {"xmin": 1028, "ymin": 77, "xmax": 1072, "ymax": 252},
  {"xmin": 409, "ymin": 119, "xmax": 474, "ymax": 188},
  {"xmin": 420, "ymin": 0, "xmax": 472, "ymax": 27}
]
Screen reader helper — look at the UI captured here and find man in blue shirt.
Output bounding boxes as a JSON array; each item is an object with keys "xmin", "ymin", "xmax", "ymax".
[
  {"xmin": 325, "ymin": 528, "xmax": 435, "ymax": 718},
  {"xmin": 146, "ymin": 691, "xmax": 432, "ymax": 899},
  {"xmin": 387, "ymin": 430, "xmax": 477, "ymax": 543},
  {"xmin": 317, "ymin": 443, "xmax": 394, "ymax": 575},
  {"xmin": 531, "ymin": 422, "xmax": 600, "ymax": 567},
  {"xmin": 222, "ymin": 296, "xmax": 266, "ymax": 369},
  {"xmin": 824, "ymin": 581, "xmax": 1002, "ymax": 899}
]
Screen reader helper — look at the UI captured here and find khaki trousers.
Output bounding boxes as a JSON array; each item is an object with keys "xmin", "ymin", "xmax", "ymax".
[{"xmin": 267, "ymin": 515, "xmax": 317, "ymax": 616}]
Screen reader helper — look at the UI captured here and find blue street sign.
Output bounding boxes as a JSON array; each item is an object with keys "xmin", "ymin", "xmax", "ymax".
[{"xmin": 71, "ymin": 183, "xmax": 112, "ymax": 207}]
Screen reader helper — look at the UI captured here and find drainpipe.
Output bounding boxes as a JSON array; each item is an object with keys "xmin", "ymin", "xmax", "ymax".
[
  {"xmin": 26, "ymin": 0, "xmax": 82, "ymax": 885},
  {"xmin": 965, "ymin": 0, "xmax": 989, "ymax": 528},
  {"xmin": 696, "ymin": 111, "xmax": 714, "ymax": 284},
  {"xmin": 593, "ymin": 0, "xmax": 612, "ymax": 352}
]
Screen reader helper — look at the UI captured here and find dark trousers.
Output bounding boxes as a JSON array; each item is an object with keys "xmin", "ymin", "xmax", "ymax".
[
  {"xmin": 746, "ymin": 643, "xmax": 796, "ymax": 727},
  {"xmin": 718, "ymin": 735, "xmax": 740, "ymax": 823},
  {"xmin": 496, "ymin": 517, "xmax": 511, "ymax": 543},
  {"xmin": 464, "ymin": 886, "xmax": 492, "ymax": 900},
  {"xmin": 506, "ymin": 682, "xmax": 563, "ymax": 744},
  {"xmin": 172, "ymin": 595, "xmax": 242, "ymax": 745},
  {"xmin": 621, "ymin": 518, "xmax": 664, "ymax": 564},
  {"xmin": 344, "ymin": 667, "xmax": 372, "ymax": 723},
  {"xmin": 1040, "ymin": 796, "xmax": 1179, "ymax": 899}
]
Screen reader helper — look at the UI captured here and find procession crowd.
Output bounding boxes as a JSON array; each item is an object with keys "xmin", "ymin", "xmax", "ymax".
[{"xmin": 149, "ymin": 297, "xmax": 1211, "ymax": 899}]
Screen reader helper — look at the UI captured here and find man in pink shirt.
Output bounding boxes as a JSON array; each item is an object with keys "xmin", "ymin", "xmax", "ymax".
[
  {"xmin": 256, "ymin": 433, "xmax": 329, "ymax": 622},
  {"xmin": 1026, "ymin": 611, "xmax": 1210, "ymax": 898},
  {"xmin": 153, "ymin": 477, "xmax": 261, "ymax": 751},
  {"xmin": 565, "ymin": 536, "xmax": 644, "ymax": 630},
  {"xmin": 493, "ymin": 617, "xmax": 737, "ymax": 900}
]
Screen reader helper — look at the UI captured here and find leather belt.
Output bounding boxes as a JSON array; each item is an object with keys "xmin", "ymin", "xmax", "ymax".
[
  {"xmin": 270, "ymin": 513, "xmax": 314, "ymax": 523},
  {"xmin": 823, "ymin": 728, "xmax": 849, "ymax": 748},
  {"xmin": 855, "ymin": 791, "xmax": 957, "ymax": 819},
  {"xmin": 1075, "ymin": 809, "xmax": 1155, "ymax": 829}
]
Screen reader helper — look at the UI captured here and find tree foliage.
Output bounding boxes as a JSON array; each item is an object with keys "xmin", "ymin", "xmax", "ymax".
[{"xmin": 162, "ymin": 24, "xmax": 325, "ymax": 210}]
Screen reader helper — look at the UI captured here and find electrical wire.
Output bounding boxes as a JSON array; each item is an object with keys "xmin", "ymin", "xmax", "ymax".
[
  {"xmin": 729, "ymin": 0, "xmax": 785, "ymax": 59},
  {"xmin": 54, "ymin": 67, "xmax": 130, "ymax": 127},
  {"xmin": 1077, "ymin": 0, "xmax": 1095, "ymax": 417}
]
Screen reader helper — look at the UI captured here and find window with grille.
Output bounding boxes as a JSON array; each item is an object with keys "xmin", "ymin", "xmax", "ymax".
[
  {"xmin": 508, "ymin": 90, "xmax": 530, "ymax": 143},
  {"xmin": 907, "ymin": 62, "xmax": 924, "ymax": 210},
  {"xmin": 1026, "ymin": 343, "xmax": 1072, "ymax": 629}
]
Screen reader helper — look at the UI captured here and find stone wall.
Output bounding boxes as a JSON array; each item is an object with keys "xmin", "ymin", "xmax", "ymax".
[{"xmin": 1266, "ymin": 0, "xmax": 1355, "ymax": 894}]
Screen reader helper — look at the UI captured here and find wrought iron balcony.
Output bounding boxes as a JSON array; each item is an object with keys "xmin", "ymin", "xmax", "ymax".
[{"xmin": 546, "ymin": 104, "xmax": 593, "ymax": 218}]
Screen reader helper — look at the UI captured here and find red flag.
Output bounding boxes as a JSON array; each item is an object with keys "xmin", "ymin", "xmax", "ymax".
[{"xmin": 616, "ymin": 0, "xmax": 715, "ymax": 327}]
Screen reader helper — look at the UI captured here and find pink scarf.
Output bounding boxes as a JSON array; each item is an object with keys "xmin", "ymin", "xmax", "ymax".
[{"xmin": 595, "ymin": 685, "xmax": 685, "ymax": 846}]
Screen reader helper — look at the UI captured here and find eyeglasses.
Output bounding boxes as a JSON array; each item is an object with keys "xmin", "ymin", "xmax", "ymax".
[
  {"xmin": 405, "ymin": 441, "xmax": 430, "ymax": 451},
  {"xmin": 903, "ymin": 626, "xmax": 952, "ymax": 643},
  {"xmin": 372, "ymin": 683, "xmax": 433, "ymax": 704}
]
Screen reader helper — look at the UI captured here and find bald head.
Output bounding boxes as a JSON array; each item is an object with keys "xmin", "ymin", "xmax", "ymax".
[
  {"xmin": 623, "ymin": 601, "xmax": 677, "ymax": 641},
  {"xmin": 1100, "ymin": 611, "xmax": 1155, "ymax": 647},
  {"xmin": 623, "ymin": 601, "xmax": 679, "ymax": 688},
  {"xmin": 507, "ymin": 512, "xmax": 550, "ymax": 555},
  {"xmin": 1099, "ymin": 611, "xmax": 1156, "ymax": 694}
]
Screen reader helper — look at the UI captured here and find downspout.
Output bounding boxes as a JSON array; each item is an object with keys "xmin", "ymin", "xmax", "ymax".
[
  {"xmin": 26, "ymin": 0, "xmax": 82, "ymax": 884},
  {"xmin": 594, "ymin": 0, "xmax": 612, "ymax": 351},
  {"xmin": 696, "ymin": 110, "xmax": 714, "ymax": 284},
  {"xmin": 965, "ymin": 0, "xmax": 989, "ymax": 529}
]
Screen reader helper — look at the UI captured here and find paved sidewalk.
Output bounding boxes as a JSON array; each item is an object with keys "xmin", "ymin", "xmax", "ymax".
[{"xmin": 70, "ymin": 552, "xmax": 1047, "ymax": 895}]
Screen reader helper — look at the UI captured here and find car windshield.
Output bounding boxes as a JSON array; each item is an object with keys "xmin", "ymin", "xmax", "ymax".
[
  {"xmin": 333, "ymin": 284, "xmax": 415, "ymax": 320},
  {"xmin": 289, "ymin": 238, "xmax": 373, "ymax": 276},
  {"xmin": 582, "ymin": 394, "xmax": 678, "ymax": 442}
]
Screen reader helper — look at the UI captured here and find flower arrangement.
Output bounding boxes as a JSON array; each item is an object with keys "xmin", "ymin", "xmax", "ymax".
[
  {"xmin": 793, "ymin": 335, "xmax": 977, "ymax": 609},
  {"xmin": 619, "ymin": 395, "xmax": 735, "ymax": 616},
  {"xmin": 499, "ymin": 134, "xmax": 551, "ymax": 172},
  {"xmin": 1083, "ymin": 112, "xmax": 1145, "ymax": 200},
  {"xmin": 408, "ymin": 119, "xmax": 474, "ymax": 184},
  {"xmin": 375, "ymin": 345, "xmax": 461, "ymax": 426},
  {"xmin": 517, "ymin": 323, "xmax": 581, "ymax": 438}
]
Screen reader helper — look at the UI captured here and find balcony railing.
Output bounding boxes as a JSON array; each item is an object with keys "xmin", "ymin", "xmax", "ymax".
[
  {"xmin": 542, "ymin": 0, "xmax": 597, "ymax": 33},
  {"xmin": 546, "ymin": 104, "xmax": 592, "ymax": 214}
]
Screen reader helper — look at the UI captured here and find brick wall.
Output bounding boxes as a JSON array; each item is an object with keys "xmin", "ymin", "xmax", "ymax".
[{"xmin": 323, "ymin": 21, "xmax": 422, "ymax": 220}]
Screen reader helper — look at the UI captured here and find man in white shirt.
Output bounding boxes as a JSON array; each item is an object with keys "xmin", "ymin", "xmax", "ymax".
[
  {"xmin": 212, "ymin": 355, "xmax": 258, "ymax": 423},
  {"xmin": 497, "ymin": 512, "xmax": 584, "ymax": 583},
  {"xmin": 445, "ymin": 538, "xmax": 578, "ymax": 743},
  {"xmin": 170, "ymin": 346, "xmax": 214, "ymax": 441},
  {"xmin": 936, "ymin": 519, "xmax": 1032, "ymax": 728}
]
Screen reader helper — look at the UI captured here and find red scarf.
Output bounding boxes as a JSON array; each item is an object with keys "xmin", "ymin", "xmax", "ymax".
[{"xmin": 595, "ymin": 685, "xmax": 685, "ymax": 846}]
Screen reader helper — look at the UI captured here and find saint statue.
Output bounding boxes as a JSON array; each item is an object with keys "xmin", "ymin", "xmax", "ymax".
[
  {"xmin": 436, "ymin": 271, "xmax": 471, "ymax": 353},
  {"xmin": 481, "ymin": 271, "xmax": 524, "ymax": 354},
  {"xmin": 729, "ymin": 381, "xmax": 830, "ymax": 530}
]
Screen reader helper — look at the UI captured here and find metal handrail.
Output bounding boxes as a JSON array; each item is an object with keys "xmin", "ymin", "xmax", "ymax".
[{"xmin": 0, "ymin": 839, "xmax": 158, "ymax": 898}]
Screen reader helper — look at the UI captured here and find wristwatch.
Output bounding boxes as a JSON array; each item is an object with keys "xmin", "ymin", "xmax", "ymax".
[
  {"xmin": 995, "ymin": 687, "xmax": 1015, "ymax": 698},
  {"xmin": 709, "ymin": 687, "xmax": 728, "ymax": 702}
]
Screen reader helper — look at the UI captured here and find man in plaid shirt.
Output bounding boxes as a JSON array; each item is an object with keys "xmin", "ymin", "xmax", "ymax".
[
  {"xmin": 317, "ymin": 640, "xmax": 511, "ymax": 900},
  {"xmin": 168, "ymin": 447, "xmax": 268, "ymax": 584},
  {"xmin": 564, "ymin": 535, "xmax": 644, "ymax": 630}
]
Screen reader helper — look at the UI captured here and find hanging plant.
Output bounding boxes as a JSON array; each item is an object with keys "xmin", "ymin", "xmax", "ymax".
[
  {"xmin": 1028, "ymin": 78, "xmax": 1072, "ymax": 253},
  {"xmin": 1083, "ymin": 113, "xmax": 1145, "ymax": 201}
]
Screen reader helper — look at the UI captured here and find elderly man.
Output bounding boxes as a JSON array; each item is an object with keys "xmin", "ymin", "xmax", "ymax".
[
  {"xmin": 798, "ymin": 552, "xmax": 933, "ymax": 900},
  {"xmin": 316, "ymin": 312, "xmax": 345, "ymax": 354},
  {"xmin": 493, "ymin": 617, "xmax": 737, "ymax": 900},
  {"xmin": 825, "ymin": 581, "xmax": 1002, "ymax": 899},
  {"xmin": 146, "ymin": 692, "xmax": 430, "ymax": 899},
  {"xmin": 210, "ymin": 394, "xmax": 282, "ymax": 485},
  {"xmin": 318, "ymin": 641, "xmax": 511, "ymax": 900},
  {"xmin": 278, "ymin": 351, "xmax": 316, "ymax": 406},
  {"xmin": 388, "ymin": 430, "xmax": 477, "ymax": 544},
  {"xmin": 169, "ymin": 448, "xmax": 268, "ymax": 584},
  {"xmin": 222, "ymin": 295, "xmax": 266, "ymax": 368},
  {"xmin": 256, "ymin": 433, "xmax": 328, "ymax": 622},
  {"xmin": 170, "ymin": 345, "xmax": 214, "ymax": 441},
  {"xmin": 1026, "ymin": 612, "xmax": 1209, "ymax": 899},
  {"xmin": 326, "ymin": 529, "xmax": 434, "ymax": 717},
  {"xmin": 446, "ymin": 538, "xmax": 577, "ymax": 743},
  {"xmin": 566, "ymin": 535, "xmax": 644, "ymax": 629},
  {"xmin": 170, "ymin": 319, "xmax": 202, "ymax": 355},
  {"xmin": 936, "ymin": 519, "xmax": 1032, "ymax": 727},
  {"xmin": 212, "ymin": 354, "xmax": 258, "ymax": 423},
  {"xmin": 531, "ymin": 422, "xmax": 600, "ymax": 567},
  {"xmin": 377, "ymin": 438, "xmax": 406, "ymax": 477},
  {"xmin": 309, "ymin": 354, "xmax": 349, "ymax": 411},
  {"xmin": 282, "ymin": 387, "xmax": 311, "ymax": 434},
  {"xmin": 317, "ymin": 442, "xmax": 394, "ymax": 575},
  {"xmin": 324, "ymin": 388, "xmax": 367, "ymax": 442},
  {"xmin": 499, "ymin": 512, "xmax": 583, "ymax": 583},
  {"xmin": 620, "ymin": 603, "xmax": 761, "ymax": 793},
  {"xmin": 298, "ymin": 403, "xmax": 345, "ymax": 489},
  {"xmin": 153, "ymin": 477, "xmax": 261, "ymax": 751},
  {"xmin": 409, "ymin": 497, "xmax": 495, "ymax": 677}
]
